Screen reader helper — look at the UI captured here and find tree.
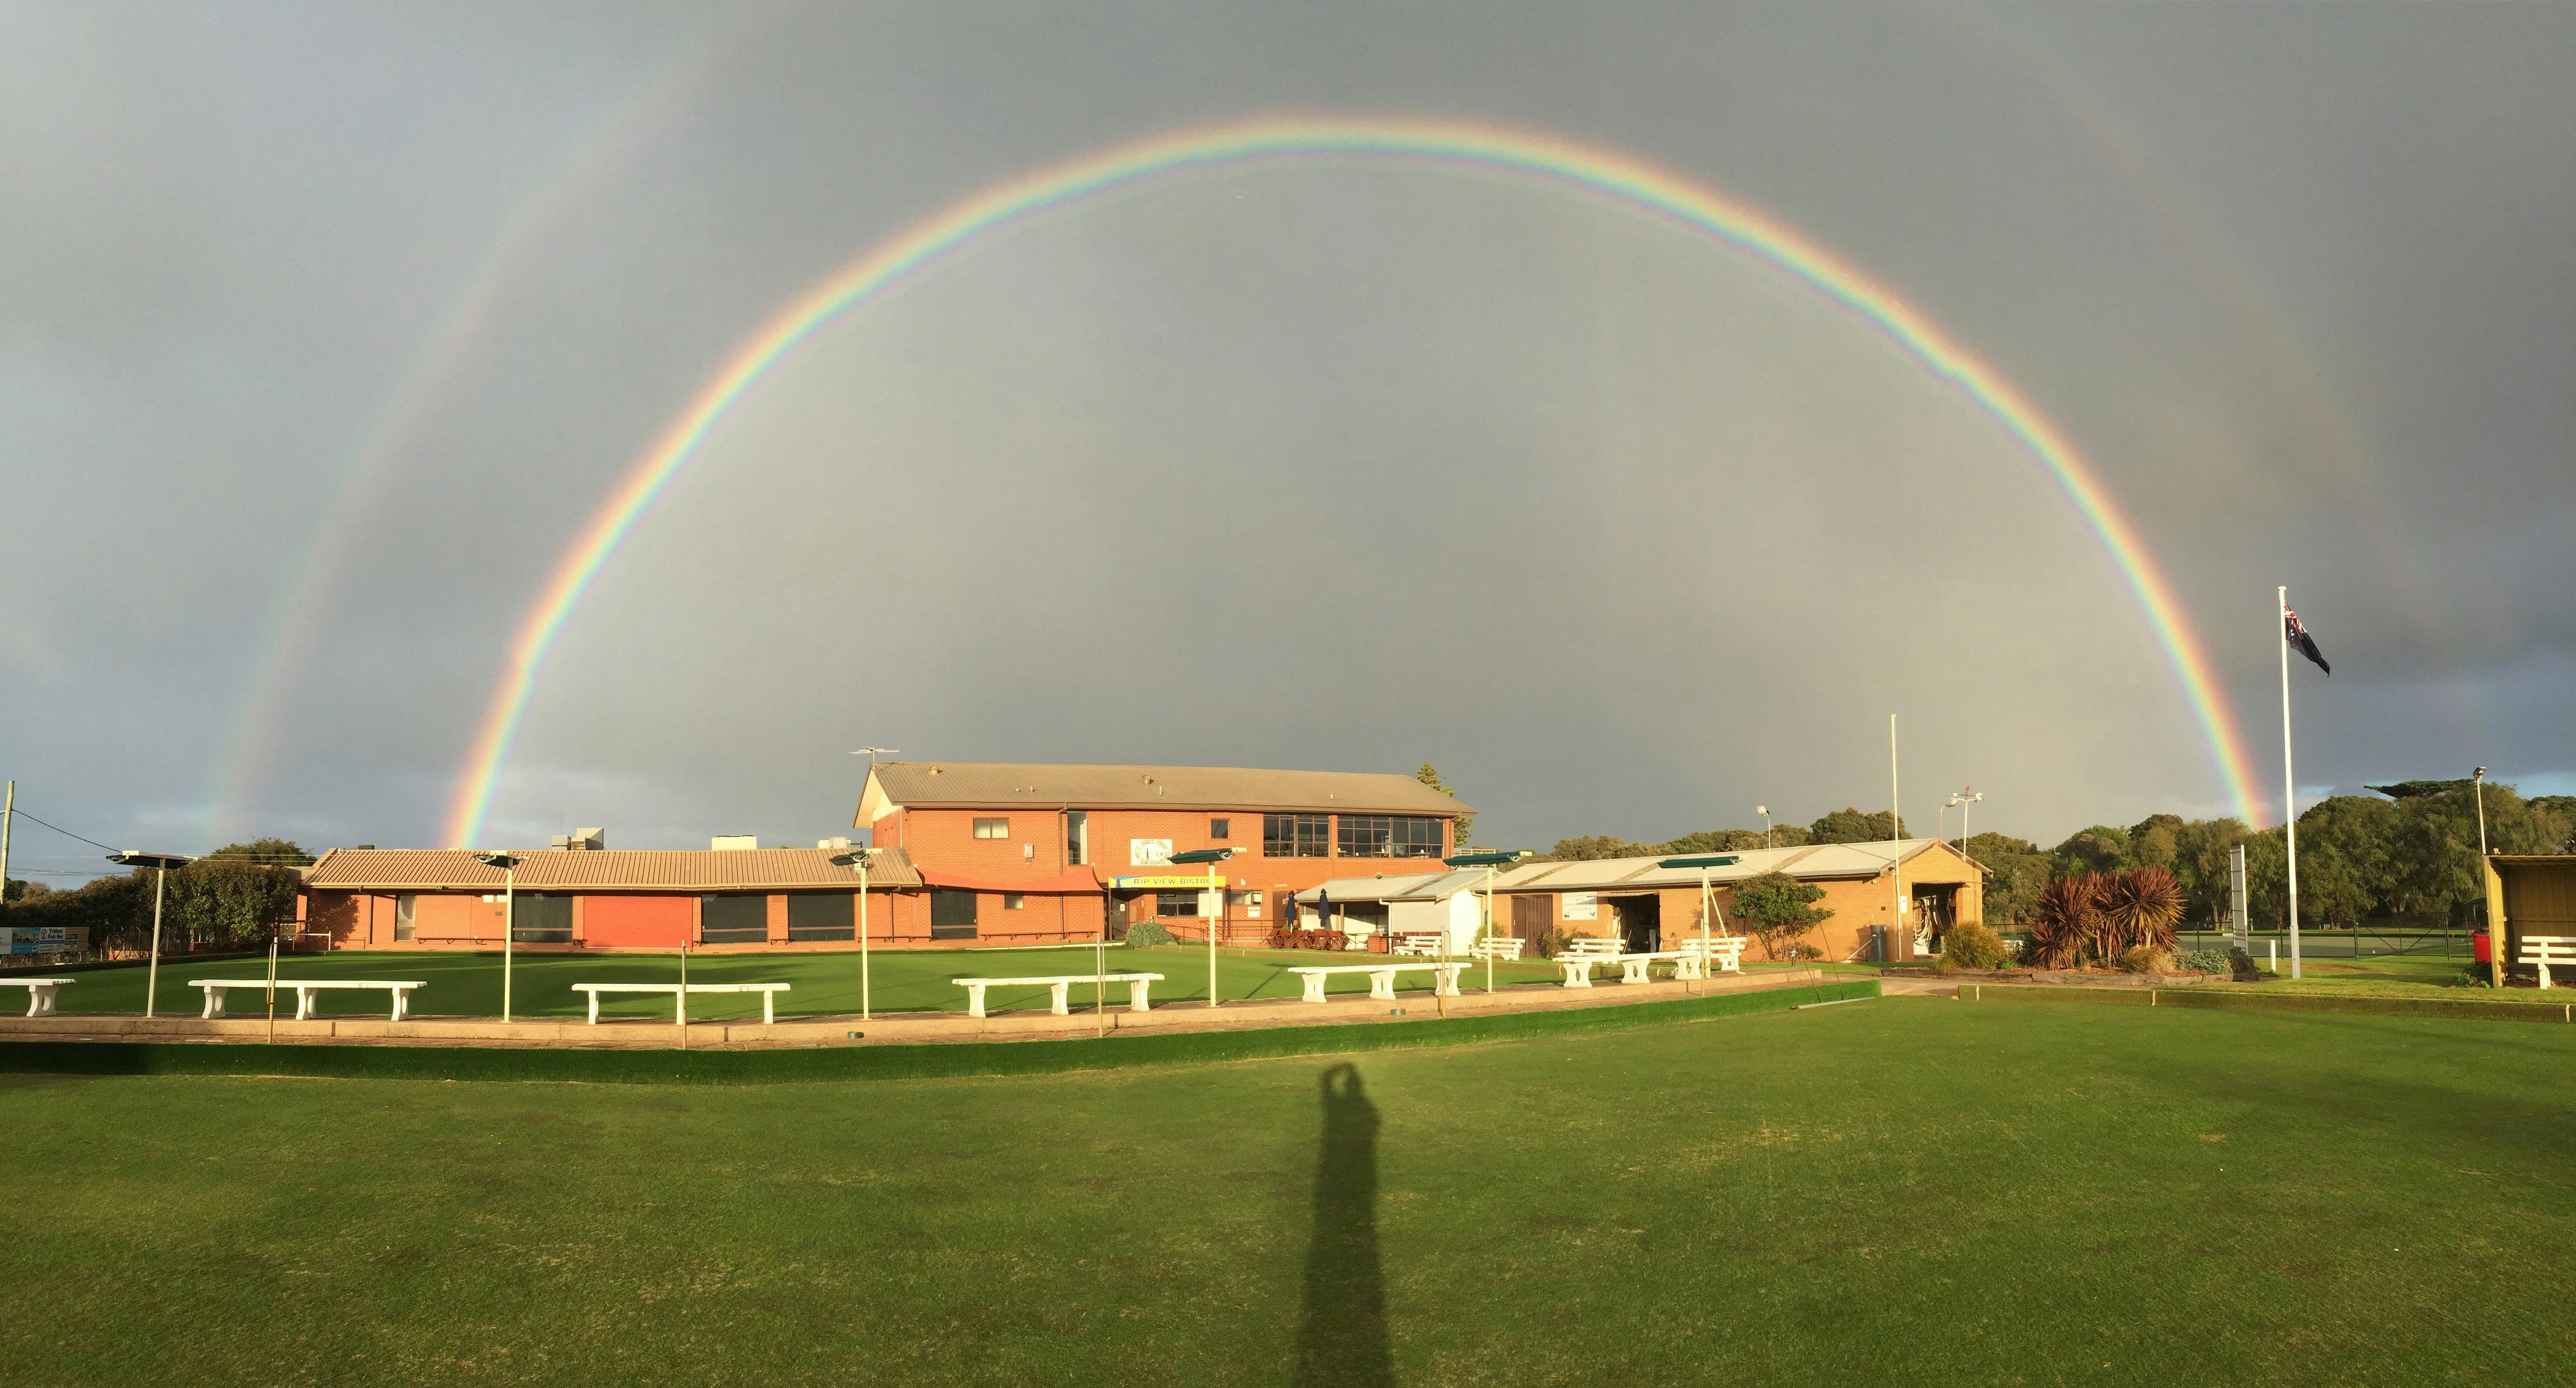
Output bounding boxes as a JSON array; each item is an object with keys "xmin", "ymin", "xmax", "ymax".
[
  {"xmin": 2168, "ymin": 817, "xmax": 2256, "ymax": 925},
  {"xmin": 1545, "ymin": 835, "xmax": 1654, "ymax": 862},
  {"xmin": 4, "ymin": 878, "xmax": 54, "ymax": 904},
  {"xmin": 2125, "ymin": 814, "xmax": 2185, "ymax": 870},
  {"xmin": 165, "ymin": 857, "xmax": 301, "ymax": 950},
  {"xmin": 1659, "ymin": 829, "xmax": 1769, "ymax": 855},
  {"xmin": 1961, "ymin": 832, "xmax": 2053, "ymax": 923},
  {"xmin": 1808, "ymin": 808, "xmax": 1904, "ymax": 844},
  {"xmin": 202, "ymin": 838, "xmax": 314, "ymax": 867},
  {"xmin": 1730, "ymin": 871, "xmax": 1833, "ymax": 961},
  {"xmin": 2051, "ymin": 825, "xmax": 2132, "ymax": 876},
  {"xmin": 1415, "ymin": 765, "xmax": 1472, "ymax": 848}
]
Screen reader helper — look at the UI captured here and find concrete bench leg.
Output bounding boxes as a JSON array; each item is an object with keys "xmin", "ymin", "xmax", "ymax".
[
  {"xmin": 2541, "ymin": 962, "xmax": 2554, "ymax": 990},
  {"xmin": 295, "ymin": 988, "xmax": 317, "ymax": 1021},
  {"xmin": 27, "ymin": 985, "xmax": 55, "ymax": 1018},
  {"xmin": 761, "ymin": 991, "xmax": 776, "ymax": 1025},
  {"xmin": 586, "ymin": 992, "xmax": 600, "ymax": 1024},
  {"xmin": 391, "ymin": 989, "xmax": 411, "ymax": 1022},
  {"xmin": 1049, "ymin": 981, "xmax": 1071, "ymax": 1016},
  {"xmin": 1300, "ymin": 975, "xmax": 1328, "ymax": 1005},
  {"xmin": 1436, "ymin": 965, "xmax": 1461, "ymax": 996},
  {"xmin": 1559, "ymin": 963, "xmax": 1589, "ymax": 988},
  {"xmin": 965, "ymin": 983, "xmax": 988, "ymax": 1019},
  {"xmin": 202, "ymin": 986, "xmax": 226, "ymax": 1020},
  {"xmin": 1368, "ymin": 970, "xmax": 1397, "ymax": 1001},
  {"xmin": 1126, "ymin": 978, "xmax": 1152, "ymax": 1012}
]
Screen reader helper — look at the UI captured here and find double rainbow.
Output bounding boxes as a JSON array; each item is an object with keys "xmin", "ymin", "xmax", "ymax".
[{"xmin": 443, "ymin": 115, "xmax": 2261, "ymax": 847}]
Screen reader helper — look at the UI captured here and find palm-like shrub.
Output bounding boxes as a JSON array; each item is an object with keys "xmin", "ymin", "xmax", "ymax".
[
  {"xmin": 2026, "ymin": 875, "xmax": 2101, "ymax": 969},
  {"xmin": 2098, "ymin": 866, "xmax": 2185, "ymax": 952}
]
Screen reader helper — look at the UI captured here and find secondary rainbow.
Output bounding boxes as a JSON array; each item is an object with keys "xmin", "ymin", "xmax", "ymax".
[{"xmin": 443, "ymin": 114, "xmax": 2264, "ymax": 848}]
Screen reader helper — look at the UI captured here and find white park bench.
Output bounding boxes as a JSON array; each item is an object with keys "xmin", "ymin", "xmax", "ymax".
[
  {"xmin": 192, "ymin": 978, "xmax": 425, "ymax": 1021},
  {"xmin": 1390, "ymin": 932, "xmax": 1447, "ymax": 957},
  {"xmin": 0, "ymin": 977, "xmax": 74, "ymax": 1017},
  {"xmin": 572, "ymin": 982, "xmax": 792, "ymax": 1025},
  {"xmin": 2520, "ymin": 935, "xmax": 2576, "ymax": 989},
  {"xmin": 1550, "ymin": 947, "xmax": 1697, "ymax": 988},
  {"xmin": 953, "ymin": 973, "xmax": 1163, "ymax": 1019},
  {"xmin": 1284, "ymin": 962, "xmax": 1465, "ymax": 1005},
  {"xmin": 1468, "ymin": 937, "xmax": 1526, "ymax": 961},
  {"xmin": 1674, "ymin": 935, "xmax": 1749, "ymax": 975}
]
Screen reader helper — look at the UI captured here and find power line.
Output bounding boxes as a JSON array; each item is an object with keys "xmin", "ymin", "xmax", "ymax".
[{"xmin": 5, "ymin": 808, "xmax": 118, "ymax": 853}]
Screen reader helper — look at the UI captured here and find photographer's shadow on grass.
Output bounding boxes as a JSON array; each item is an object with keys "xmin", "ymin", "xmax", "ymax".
[{"xmin": 1296, "ymin": 1063, "xmax": 1393, "ymax": 1387}]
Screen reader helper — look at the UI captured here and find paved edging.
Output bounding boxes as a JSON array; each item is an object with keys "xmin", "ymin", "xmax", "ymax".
[
  {"xmin": 0, "ymin": 978, "xmax": 1878, "ymax": 1083},
  {"xmin": 1961, "ymin": 982, "xmax": 2576, "ymax": 1023}
]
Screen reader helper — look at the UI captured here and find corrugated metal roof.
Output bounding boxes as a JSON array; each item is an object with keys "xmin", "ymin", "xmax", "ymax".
[
  {"xmin": 302, "ymin": 846, "xmax": 922, "ymax": 891},
  {"xmin": 863, "ymin": 761, "xmax": 1471, "ymax": 816},
  {"xmin": 1291, "ymin": 840, "xmax": 1970, "ymax": 901}
]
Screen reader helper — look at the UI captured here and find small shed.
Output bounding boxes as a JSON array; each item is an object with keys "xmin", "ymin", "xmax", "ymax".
[
  {"xmin": 1294, "ymin": 870, "xmax": 1488, "ymax": 952},
  {"xmin": 2486, "ymin": 855, "xmax": 2576, "ymax": 976}
]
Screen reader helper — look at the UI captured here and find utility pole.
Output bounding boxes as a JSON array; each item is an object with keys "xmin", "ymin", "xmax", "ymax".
[{"xmin": 0, "ymin": 781, "xmax": 13, "ymax": 910}]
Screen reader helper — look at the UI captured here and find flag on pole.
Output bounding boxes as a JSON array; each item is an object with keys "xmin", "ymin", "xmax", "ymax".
[{"xmin": 2284, "ymin": 608, "xmax": 2331, "ymax": 675}]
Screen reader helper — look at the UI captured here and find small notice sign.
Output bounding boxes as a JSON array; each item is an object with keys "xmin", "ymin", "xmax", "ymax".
[{"xmin": 1562, "ymin": 892, "xmax": 1598, "ymax": 921}]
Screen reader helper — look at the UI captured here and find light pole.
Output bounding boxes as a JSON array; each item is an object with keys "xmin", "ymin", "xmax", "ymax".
[
  {"xmin": 1446, "ymin": 850, "xmax": 1533, "ymax": 994},
  {"xmin": 474, "ymin": 852, "xmax": 520, "ymax": 1022},
  {"xmin": 2473, "ymin": 767, "xmax": 2494, "ymax": 985},
  {"xmin": 107, "ymin": 850, "xmax": 193, "ymax": 1019},
  {"xmin": 1660, "ymin": 854, "xmax": 1741, "ymax": 992},
  {"xmin": 1757, "ymin": 806, "xmax": 1773, "ymax": 856},
  {"xmin": 829, "ymin": 848, "xmax": 876, "ymax": 1022},
  {"xmin": 1170, "ymin": 847, "xmax": 1240, "ymax": 1008}
]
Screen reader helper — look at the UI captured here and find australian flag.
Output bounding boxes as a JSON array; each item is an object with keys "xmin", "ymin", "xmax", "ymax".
[{"xmin": 2285, "ymin": 608, "xmax": 2331, "ymax": 675}]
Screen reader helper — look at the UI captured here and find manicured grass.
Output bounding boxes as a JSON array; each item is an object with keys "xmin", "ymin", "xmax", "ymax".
[
  {"xmin": 7, "ymin": 1000, "xmax": 2574, "ymax": 1384},
  {"xmin": 2196, "ymin": 953, "xmax": 2514, "ymax": 1000},
  {"xmin": 47, "ymin": 946, "xmax": 1566, "ymax": 1020}
]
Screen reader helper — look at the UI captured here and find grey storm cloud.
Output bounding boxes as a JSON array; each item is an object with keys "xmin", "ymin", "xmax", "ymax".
[{"xmin": 2, "ymin": 1, "xmax": 2569, "ymax": 879}]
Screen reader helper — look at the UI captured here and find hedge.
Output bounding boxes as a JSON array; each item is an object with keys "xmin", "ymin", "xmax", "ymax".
[{"xmin": 0, "ymin": 979, "xmax": 1876, "ymax": 1086}]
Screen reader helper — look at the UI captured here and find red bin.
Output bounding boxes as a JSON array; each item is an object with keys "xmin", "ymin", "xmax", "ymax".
[{"xmin": 2473, "ymin": 931, "xmax": 2493, "ymax": 963}]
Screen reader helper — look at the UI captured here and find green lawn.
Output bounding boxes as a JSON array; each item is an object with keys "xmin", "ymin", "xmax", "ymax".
[
  {"xmin": 47, "ymin": 946, "xmax": 1566, "ymax": 1021},
  {"xmin": 2188, "ymin": 953, "xmax": 2529, "ymax": 1001},
  {"xmin": 6, "ymin": 1000, "xmax": 2572, "ymax": 1384}
]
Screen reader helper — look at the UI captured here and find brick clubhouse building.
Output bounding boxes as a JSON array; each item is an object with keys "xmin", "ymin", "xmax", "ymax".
[
  {"xmin": 293, "ymin": 761, "xmax": 1473, "ymax": 951},
  {"xmin": 859, "ymin": 761, "xmax": 1473, "ymax": 945}
]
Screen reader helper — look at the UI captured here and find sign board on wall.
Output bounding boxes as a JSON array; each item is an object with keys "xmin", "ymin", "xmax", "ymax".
[
  {"xmin": 5, "ymin": 926, "xmax": 83, "ymax": 954},
  {"xmin": 1128, "ymin": 839, "xmax": 1173, "ymax": 868},
  {"xmin": 1109, "ymin": 875, "xmax": 1229, "ymax": 890},
  {"xmin": 1562, "ymin": 892, "xmax": 1598, "ymax": 921}
]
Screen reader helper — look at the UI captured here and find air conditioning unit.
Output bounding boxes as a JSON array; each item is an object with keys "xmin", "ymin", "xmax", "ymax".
[
  {"xmin": 711, "ymin": 835, "xmax": 757, "ymax": 851},
  {"xmin": 817, "ymin": 837, "xmax": 853, "ymax": 851}
]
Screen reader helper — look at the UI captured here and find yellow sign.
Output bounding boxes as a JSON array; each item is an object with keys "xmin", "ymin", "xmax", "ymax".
[{"xmin": 1111, "ymin": 875, "xmax": 1228, "ymax": 890}]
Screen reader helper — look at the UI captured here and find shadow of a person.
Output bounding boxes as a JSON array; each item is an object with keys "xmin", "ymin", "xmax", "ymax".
[{"xmin": 1295, "ymin": 1063, "xmax": 1393, "ymax": 1387}]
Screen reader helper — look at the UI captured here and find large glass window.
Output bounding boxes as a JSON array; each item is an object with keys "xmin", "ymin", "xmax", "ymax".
[
  {"xmin": 1393, "ymin": 816, "xmax": 1445, "ymax": 858},
  {"xmin": 1065, "ymin": 811, "xmax": 1088, "ymax": 866},
  {"xmin": 1156, "ymin": 891, "xmax": 1210, "ymax": 918},
  {"xmin": 700, "ymin": 893, "xmax": 768, "ymax": 944},
  {"xmin": 787, "ymin": 892, "xmax": 855, "ymax": 942},
  {"xmin": 1265, "ymin": 813, "xmax": 1329, "ymax": 858},
  {"xmin": 511, "ymin": 892, "xmax": 574, "ymax": 943},
  {"xmin": 1336, "ymin": 815, "xmax": 1449, "ymax": 860},
  {"xmin": 930, "ymin": 888, "xmax": 978, "ymax": 939}
]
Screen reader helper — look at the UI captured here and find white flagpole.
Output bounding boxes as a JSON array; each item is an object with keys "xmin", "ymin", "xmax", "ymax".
[
  {"xmin": 2279, "ymin": 586, "xmax": 2302, "ymax": 980},
  {"xmin": 1890, "ymin": 714, "xmax": 1904, "ymax": 962}
]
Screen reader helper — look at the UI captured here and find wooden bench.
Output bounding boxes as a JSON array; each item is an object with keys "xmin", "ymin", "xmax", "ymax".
[
  {"xmin": 192, "ymin": 979, "xmax": 424, "ymax": 1021},
  {"xmin": 1468, "ymin": 937, "xmax": 1526, "ymax": 961},
  {"xmin": 2520, "ymin": 935, "xmax": 2576, "ymax": 989},
  {"xmin": 572, "ymin": 982, "xmax": 791, "ymax": 1025},
  {"xmin": 0, "ymin": 978, "xmax": 74, "ymax": 1017},
  {"xmin": 953, "ymin": 973, "xmax": 1163, "ymax": 1019},
  {"xmin": 1284, "ymin": 962, "xmax": 1465, "ymax": 1005},
  {"xmin": 1390, "ymin": 932, "xmax": 1447, "ymax": 957}
]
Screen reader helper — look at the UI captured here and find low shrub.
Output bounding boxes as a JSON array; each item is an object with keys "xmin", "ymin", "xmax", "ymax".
[
  {"xmin": 1123, "ymin": 920, "xmax": 1174, "ymax": 948},
  {"xmin": 2226, "ymin": 947, "xmax": 2266, "ymax": 982},
  {"xmin": 1936, "ymin": 921, "xmax": 2012, "ymax": 971},
  {"xmin": 2174, "ymin": 948, "xmax": 2229, "ymax": 975},
  {"xmin": 2117, "ymin": 944, "xmax": 2173, "ymax": 974}
]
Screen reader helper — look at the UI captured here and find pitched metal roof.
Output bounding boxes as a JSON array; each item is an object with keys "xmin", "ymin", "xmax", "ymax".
[
  {"xmin": 861, "ymin": 761, "xmax": 1472, "ymax": 817},
  {"xmin": 1292, "ymin": 840, "xmax": 1971, "ymax": 901},
  {"xmin": 301, "ymin": 846, "xmax": 922, "ymax": 892}
]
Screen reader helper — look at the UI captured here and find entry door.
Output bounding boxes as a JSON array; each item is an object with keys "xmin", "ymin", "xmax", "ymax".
[
  {"xmin": 1612, "ymin": 896, "xmax": 1661, "ymax": 952},
  {"xmin": 1510, "ymin": 896, "xmax": 1551, "ymax": 939}
]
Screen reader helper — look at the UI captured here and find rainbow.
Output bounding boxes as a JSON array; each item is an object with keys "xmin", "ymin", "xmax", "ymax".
[{"xmin": 442, "ymin": 114, "xmax": 2264, "ymax": 847}]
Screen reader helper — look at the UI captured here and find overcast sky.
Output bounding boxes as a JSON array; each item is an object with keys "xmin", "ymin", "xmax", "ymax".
[{"xmin": 4, "ymin": 2, "xmax": 2569, "ymax": 879}]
